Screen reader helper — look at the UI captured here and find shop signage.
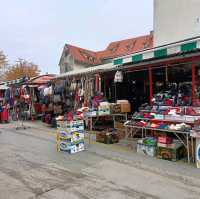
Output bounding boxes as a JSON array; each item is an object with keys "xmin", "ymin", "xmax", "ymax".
[{"xmin": 196, "ymin": 138, "xmax": 200, "ymax": 168}]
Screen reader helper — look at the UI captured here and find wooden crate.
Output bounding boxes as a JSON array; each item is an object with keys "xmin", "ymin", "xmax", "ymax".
[
  {"xmin": 157, "ymin": 142, "xmax": 186, "ymax": 161},
  {"xmin": 96, "ymin": 132, "xmax": 119, "ymax": 144}
]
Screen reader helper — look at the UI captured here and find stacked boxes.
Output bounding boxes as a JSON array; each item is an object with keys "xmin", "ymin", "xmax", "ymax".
[{"xmin": 57, "ymin": 120, "xmax": 85, "ymax": 154}]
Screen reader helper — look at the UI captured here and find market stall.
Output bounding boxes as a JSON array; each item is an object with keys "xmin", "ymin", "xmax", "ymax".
[
  {"xmin": 53, "ymin": 63, "xmax": 131, "ymax": 143},
  {"xmin": 112, "ymin": 37, "xmax": 200, "ymax": 165},
  {"xmin": 28, "ymin": 74, "xmax": 55, "ymax": 120},
  {"xmin": 54, "ymin": 37, "xmax": 200, "ymax": 165}
]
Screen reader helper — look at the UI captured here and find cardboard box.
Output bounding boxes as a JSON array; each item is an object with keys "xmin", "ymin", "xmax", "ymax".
[
  {"xmin": 110, "ymin": 104, "xmax": 121, "ymax": 114},
  {"xmin": 117, "ymin": 100, "xmax": 131, "ymax": 113},
  {"xmin": 137, "ymin": 143, "xmax": 156, "ymax": 157},
  {"xmin": 120, "ymin": 103, "xmax": 131, "ymax": 113}
]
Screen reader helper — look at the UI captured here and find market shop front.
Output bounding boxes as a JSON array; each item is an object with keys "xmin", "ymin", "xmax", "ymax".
[
  {"xmin": 113, "ymin": 37, "xmax": 200, "ymax": 165},
  {"xmin": 55, "ymin": 37, "xmax": 200, "ymax": 166}
]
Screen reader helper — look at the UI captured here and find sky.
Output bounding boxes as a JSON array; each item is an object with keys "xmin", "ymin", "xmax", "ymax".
[{"xmin": 0, "ymin": 0, "xmax": 153, "ymax": 74}]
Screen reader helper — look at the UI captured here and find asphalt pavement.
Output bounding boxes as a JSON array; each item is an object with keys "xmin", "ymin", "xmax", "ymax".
[{"xmin": 0, "ymin": 121, "xmax": 200, "ymax": 199}]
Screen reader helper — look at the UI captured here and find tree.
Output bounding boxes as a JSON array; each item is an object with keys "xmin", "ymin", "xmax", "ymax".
[
  {"xmin": 0, "ymin": 51, "xmax": 8, "ymax": 81},
  {"xmin": 4, "ymin": 59, "xmax": 40, "ymax": 81}
]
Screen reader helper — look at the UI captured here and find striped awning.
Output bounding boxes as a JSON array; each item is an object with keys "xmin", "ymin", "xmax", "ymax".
[
  {"xmin": 55, "ymin": 63, "xmax": 115, "ymax": 79},
  {"xmin": 113, "ymin": 37, "xmax": 200, "ymax": 66},
  {"xmin": 5, "ymin": 77, "xmax": 29, "ymax": 86}
]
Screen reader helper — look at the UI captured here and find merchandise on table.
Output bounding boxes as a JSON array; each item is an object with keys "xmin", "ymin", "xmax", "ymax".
[
  {"xmin": 98, "ymin": 102, "xmax": 110, "ymax": 115},
  {"xmin": 129, "ymin": 104, "xmax": 199, "ymax": 133},
  {"xmin": 158, "ymin": 136, "xmax": 173, "ymax": 144},
  {"xmin": 85, "ymin": 110, "xmax": 97, "ymax": 117},
  {"xmin": 56, "ymin": 120, "xmax": 85, "ymax": 154}
]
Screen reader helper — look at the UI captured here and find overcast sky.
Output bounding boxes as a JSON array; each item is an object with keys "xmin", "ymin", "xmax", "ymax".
[{"xmin": 0, "ymin": 0, "xmax": 153, "ymax": 74}]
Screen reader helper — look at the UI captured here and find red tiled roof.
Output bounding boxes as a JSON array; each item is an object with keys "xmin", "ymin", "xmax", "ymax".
[
  {"xmin": 66, "ymin": 45, "xmax": 102, "ymax": 65},
  {"xmin": 98, "ymin": 35, "xmax": 153, "ymax": 60},
  {"xmin": 65, "ymin": 34, "xmax": 153, "ymax": 65}
]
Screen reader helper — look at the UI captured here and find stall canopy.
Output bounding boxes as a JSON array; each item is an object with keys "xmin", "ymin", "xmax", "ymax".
[
  {"xmin": 29, "ymin": 74, "xmax": 55, "ymax": 85},
  {"xmin": 113, "ymin": 36, "xmax": 200, "ymax": 67},
  {"xmin": 55, "ymin": 63, "xmax": 116, "ymax": 79},
  {"xmin": 4, "ymin": 77, "xmax": 29, "ymax": 86}
]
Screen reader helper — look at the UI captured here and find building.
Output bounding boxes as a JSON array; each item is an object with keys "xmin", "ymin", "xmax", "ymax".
[
  {"xmin": 154, "ymin": 0, "xmax": 200, "ymax": 47},
  {"xmin": 59, "ymin": 0, "xmax": 200, "ymax": 74},
  {"xmin": 59, "ymin": 34, "xmax": 153, "ymax": 74}
]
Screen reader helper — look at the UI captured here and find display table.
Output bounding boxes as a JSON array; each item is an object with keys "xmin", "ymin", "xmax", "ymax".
[
  {"xmin": 86, "ymin": 113, "xmax": 128, "ymax": 131},
  {"xmin": 124, "ymin": 124, "xmax": 193, "ymax": 163}
]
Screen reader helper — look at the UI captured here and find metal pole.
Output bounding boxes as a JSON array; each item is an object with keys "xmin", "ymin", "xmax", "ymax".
[
  {"xmin": 148, "ymin": 66, "xmax": 153, "ymax": 104},
  {"xmin": 187, "ymin": 133, "xmax": 190, "ymax": 163}
]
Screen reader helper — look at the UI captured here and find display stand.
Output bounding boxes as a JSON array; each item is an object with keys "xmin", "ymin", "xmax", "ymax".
[
  {"xmin": 15, "ymin": 111, "xmax": 30, "ymax": 130},
  {"xmin": 14, "ymin": 101, "xmax": 31, "ymax": 130}
]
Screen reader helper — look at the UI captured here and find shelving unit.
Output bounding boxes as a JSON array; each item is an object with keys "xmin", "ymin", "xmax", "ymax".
[
  {"xmin": 124, "ymin": 106, "xmax": 200, "ymax": 163},
  {"xmin": 124, "ymin": 123, "xmax": 194, "ymax": 163}
]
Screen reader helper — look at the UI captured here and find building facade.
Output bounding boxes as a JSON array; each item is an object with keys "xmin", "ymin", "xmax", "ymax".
[
  {"xmin": 59, "ymin": 35, "xmax": 153, "ymax": 74},
  {"xmin": 154, "ymin": 0, "xmax": 200, "ymax": 47}
]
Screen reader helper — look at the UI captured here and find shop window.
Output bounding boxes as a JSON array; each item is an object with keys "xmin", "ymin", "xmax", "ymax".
[{"xmin": 152, "ymin": 64, "xmax": 193, "ymax": 107}]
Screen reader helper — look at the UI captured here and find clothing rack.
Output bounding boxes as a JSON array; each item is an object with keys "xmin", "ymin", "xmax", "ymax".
[{"xmin": 14, "ymin": 100, "xmax": 31, "ymax": 130}]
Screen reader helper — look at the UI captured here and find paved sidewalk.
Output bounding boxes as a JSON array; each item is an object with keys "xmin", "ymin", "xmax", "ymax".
[
  {"xmin": 5, "ymin": 121, "xmax": 200, "ymax": 185},
  {"xmin": 1, "ymin": 121, "xmax": 200, "ymax": 199}
]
